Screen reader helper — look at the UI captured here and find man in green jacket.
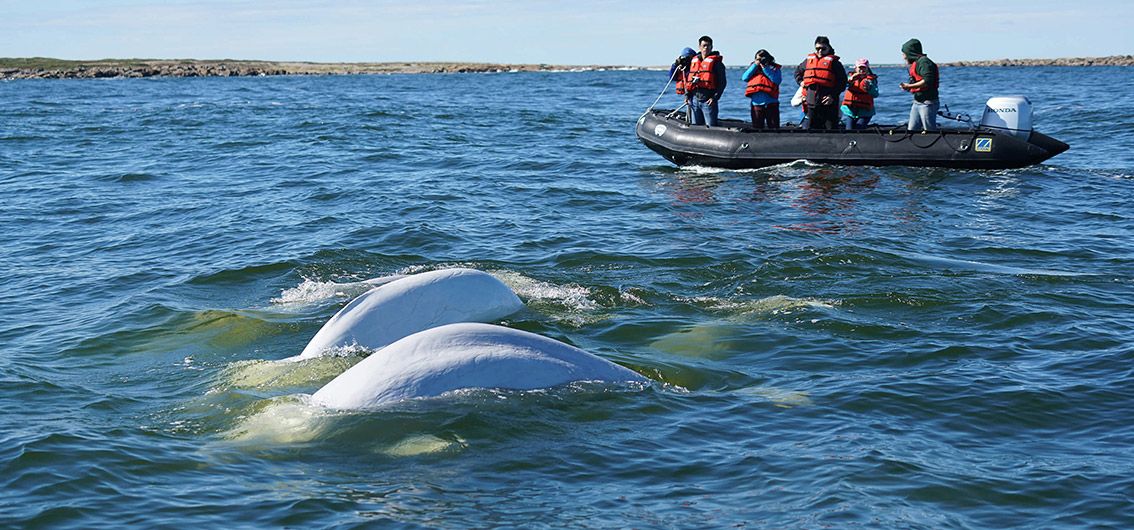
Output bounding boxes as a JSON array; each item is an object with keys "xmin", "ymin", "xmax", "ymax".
[{"xmin": 899, "ymin": 38, "xmax": 939, "ymax": 131}]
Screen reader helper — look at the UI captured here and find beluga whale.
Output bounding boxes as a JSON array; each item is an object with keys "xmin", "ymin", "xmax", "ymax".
[
  {"xmin": 311, "ymin": 322, "xmax": 646, "ymax": 410},
  {"xmin": 286, "ymin": 268, "xmax": 523, "ymax": 362}
]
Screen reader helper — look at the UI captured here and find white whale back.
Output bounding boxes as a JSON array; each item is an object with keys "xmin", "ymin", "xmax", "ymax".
[
  {"xmin": 311, "ymin": 322, "xmax": 645, "ymax": 410},
  {"xmin": 290, "ymin": 269, "xmax": 522, "ymax": 361}
]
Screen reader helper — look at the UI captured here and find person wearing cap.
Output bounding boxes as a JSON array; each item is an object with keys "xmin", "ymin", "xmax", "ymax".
[
  {"xmin": 741, "ymin": 49, "xmax": 782, "ymax": 129},
  {"xmin": 686, "ymin": 35, "xmax": 727, "ymax": 127},
  {"xmin": 794, "ymin": 36, "xmax": 847, "ymax": 130},
  {"xmin": 668, "ymin": 47, "xmax": 697, "ymax": 99},
  {"xmin": 899, "ymin": 38, "xmax": 939, "ymax": 131},
  {"xmin": 841, "ymin": 58, "xmax": 879, "ymax": 129}
]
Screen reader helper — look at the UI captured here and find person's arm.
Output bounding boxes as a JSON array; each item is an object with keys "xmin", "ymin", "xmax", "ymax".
[
  {"xmin": 741, "ymin": 63, "xmax": 758, "ymax": 82},
  {"xmin": 901, "ymin": 58, "xmax": 935, "ymax": 91},
  {"xmin": 713, "ymin": 60, "xmax": 727, "ymax": 101},
  {"xmin": 901, "ymin": 78, "xmax": 926, "ymax": 91},
  {"xmin": 918, "ymin": 59, "xmax": 937, "ymax": 90},
  {"xmin": 866, "ymin": 77, "xmax": 879, "ymax": 97},
  {"xmin": 833, "ymin": 62, "xmax": 848, "ymax": 93},
  {"xmin": 766, "ymin": 65, "xmax": 782, "ymax": 86}
]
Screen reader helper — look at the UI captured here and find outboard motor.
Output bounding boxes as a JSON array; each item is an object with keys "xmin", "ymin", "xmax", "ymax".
[{"xmin": 980, "ymin": 96, "xmax": 1034, "ymax": 139}]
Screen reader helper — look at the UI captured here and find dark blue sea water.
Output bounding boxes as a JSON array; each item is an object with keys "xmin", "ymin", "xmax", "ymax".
[{"xmin": 2, "ymin": 66, "xmax": 1133, "ymax": 528}]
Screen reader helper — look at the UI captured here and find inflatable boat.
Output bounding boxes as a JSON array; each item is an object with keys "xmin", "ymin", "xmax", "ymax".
[{"xmin": 636, "ymin": 96, "xmax": 1069, "ymax": 170}]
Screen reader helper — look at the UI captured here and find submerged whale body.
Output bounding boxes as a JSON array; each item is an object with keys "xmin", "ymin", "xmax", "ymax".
[
  {"xmin": 289, "ymin": 268, "xmax": 523, "ymax": 362},
  {"xmin": 311, "ymin": 322, "xmax": 646, "ymax": 410}
]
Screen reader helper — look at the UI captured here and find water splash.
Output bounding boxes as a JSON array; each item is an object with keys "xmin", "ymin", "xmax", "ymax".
[
  {"xmin": 269, "ymin": 278, "xmax": 376, "ymax": 308},
  {"xmin": 490, "ymin": 270, "xmax": 598, "ymax": 311}
]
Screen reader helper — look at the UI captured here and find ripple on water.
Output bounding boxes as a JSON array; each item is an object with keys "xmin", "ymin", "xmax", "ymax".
[{"xmin": 2, "ymin": 69, "xmax": 1133, "ymax": 528}]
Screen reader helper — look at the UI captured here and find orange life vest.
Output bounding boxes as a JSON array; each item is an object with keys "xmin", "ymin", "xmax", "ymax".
[
  {"xmin": 689, "ymin": 53, "xmax": 723, "ymax": 91},
  {"xmin": 744, "ymin": 63, "xmax": 781, "ymax": 98},
  {"xmin": 675, "ymin": 69, "xmax": 689, "ymax": 95},
  {"xmin": 908, "ymin": 60, "xmax": 938, "ymax": 93},
  {"xmin": 842, "ymin": 73, "xmax": 876, "ymax": 109},
  {"xmin": 802, "ymin": 53, "xmax": 840, "ymax": 89}
]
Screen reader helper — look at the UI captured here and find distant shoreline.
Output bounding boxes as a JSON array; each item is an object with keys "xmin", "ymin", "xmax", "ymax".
[
  {"xmin": 939, "ymin": 55, "xmax": 1134, "ymax": 67},
  {"xmin": 2, "ymin": 55, "xmax": 1131, "ymax": 80},
  {"xmin": 0, "ymin": 58, "xmax": 638, "ymax": 80}
]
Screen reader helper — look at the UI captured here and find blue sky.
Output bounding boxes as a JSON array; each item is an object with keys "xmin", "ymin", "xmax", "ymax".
[{"xmin": 3, "ymin": 0, "xmax": 1130, "ymax": 65}]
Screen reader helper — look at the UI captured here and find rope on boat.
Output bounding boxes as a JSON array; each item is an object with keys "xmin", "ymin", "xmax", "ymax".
[
  {"xmin": 908, "ymin": 130, "xmax": 946, "ymax": 149},
  {"xmin": 940, "ymin": 129, "xmax": 981, "ymax": 153},
  {"xmin": 640, "ymin": 68, "xmax": 678, "ymax": 121},
  {"xmin": 877, "ymin": 126, "xmax": 911, "ymax": 144},
  {"xmin": 665, "ymin": 103, "xmax": 689, "ymax": 119}
]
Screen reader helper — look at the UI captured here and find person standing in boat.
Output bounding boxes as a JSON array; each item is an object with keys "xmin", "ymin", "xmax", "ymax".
[
  {"xmin": 686, "ymin": 36, "xmax": 727, "ymax": 127},
  {"xmin": 794, "ymin": 36, "xmax": 847, "ymax": 130},
  {"xmin": 742, "ymin": 49, "xmax": 782, "ymax": 129},
  {"xmin": 899, "ymin": 38, "xmax": 939, "ymax": 131},
  {"xmin": 668, "ymin": 47, "xmax": 697, "ymax": 99},
  {"xmin": 841, "ymin": 58, "xmax": 879, "ymax": 129}
]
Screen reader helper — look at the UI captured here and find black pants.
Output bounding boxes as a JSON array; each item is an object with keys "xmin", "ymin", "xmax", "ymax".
[
  {"xmin": 750, "ymin": 103, "xmax": 780, "ymax": 129},
  {"xmin": 807, "ymin": 104, "xmax": 840, "ymax": 130}
]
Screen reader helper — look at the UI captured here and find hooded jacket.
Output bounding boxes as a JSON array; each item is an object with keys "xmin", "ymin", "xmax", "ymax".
[{"xmin": 902, "ymin": 39, "xmax": 939, "ymax": 102}]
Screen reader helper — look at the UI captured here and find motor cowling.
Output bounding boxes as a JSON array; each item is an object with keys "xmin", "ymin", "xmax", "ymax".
[{"xmin": 980, "ymin": 96, "xmax": 1033, "ymax": 139}]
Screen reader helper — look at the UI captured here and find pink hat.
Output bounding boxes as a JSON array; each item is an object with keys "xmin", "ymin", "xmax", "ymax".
[{"xmin": 855, "ymin": 58, "xmax": 870, "ymax": 68}]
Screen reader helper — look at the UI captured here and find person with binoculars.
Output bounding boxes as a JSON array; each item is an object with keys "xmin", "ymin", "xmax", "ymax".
[{"xmin": 741, "ymin": 49, "xmax": 782, "ymax": 129}]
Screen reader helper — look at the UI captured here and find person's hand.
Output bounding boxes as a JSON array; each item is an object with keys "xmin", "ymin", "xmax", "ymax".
[
  {"xmin": 706, "ymin": 98, "xmax": 715, "ymax": 106},
  {"xmin": 900, "ymin": 82, "xmax": 910, "ymax": 91}
]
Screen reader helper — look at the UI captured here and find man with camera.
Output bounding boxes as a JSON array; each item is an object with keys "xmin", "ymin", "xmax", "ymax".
[
  {"xmin": 741, "ymin": 49, "xmax": 782, "ymax": 129},
  {"xmin": 668, "ymin": 47, "xmax": 696, "ymax": 100}
]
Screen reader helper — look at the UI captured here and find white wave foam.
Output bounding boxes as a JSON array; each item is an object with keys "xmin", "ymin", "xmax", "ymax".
[
  {"xmin": 270, "ymin": 278, "xmax": 375, "ymax": 307},
  {"xmin": 488, "ymin": 270, "xmax": 599, "ymax": 312}
]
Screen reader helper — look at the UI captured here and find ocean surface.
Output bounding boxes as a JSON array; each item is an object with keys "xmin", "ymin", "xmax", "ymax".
[{"xmin": 2, "ymin": 65, "xmax": 1132, "ymax": 528}]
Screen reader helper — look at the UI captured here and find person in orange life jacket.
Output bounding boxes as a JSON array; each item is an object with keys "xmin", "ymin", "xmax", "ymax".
[
  {"xmin": 741, "ymin": 49, "xmax": 782, "ymax": 129},
  {"xmin": 899, "ymin": 38, "xmax": 939, "ymax": 131},
  {"xmin": 794, "ymin": 36, "xmax": 847, "ymax": 130},
  {"xmin": 668, "ymin": 47, "xmax": 697, "ymax": 99},
  {"xmin": 841, "ymin": 58, "xmax": 879, "ymax": 130},
  {"xmin": 686, "ymin": 35, "xmax": 727, "ymax": 127}
]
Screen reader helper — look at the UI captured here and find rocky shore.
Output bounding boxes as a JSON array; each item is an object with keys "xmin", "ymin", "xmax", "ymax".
[
  {"xmin": 0, "ymin": 58, "xmax": 636, "ymax": 80},
  {"xmin": 941, "ymin": 55, "xmax": 1134, "ymax": 67},
  {"xmin": 2, "ymin": 55, "xmax": 1131, "ymax": 80}
]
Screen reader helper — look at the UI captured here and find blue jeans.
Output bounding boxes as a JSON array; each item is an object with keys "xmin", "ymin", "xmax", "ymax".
[
  {"xmin": 908, "ymin": 100, "xmax": 939, "ymax": 131},
  {"xmin": 689, "ymin": 97, "xmax": 719, "ymax": 127}
]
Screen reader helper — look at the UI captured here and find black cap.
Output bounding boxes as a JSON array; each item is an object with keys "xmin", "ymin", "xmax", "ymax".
[{"xmin": 815, "ymin": 36, "xmax": 831, "ymax": 46}]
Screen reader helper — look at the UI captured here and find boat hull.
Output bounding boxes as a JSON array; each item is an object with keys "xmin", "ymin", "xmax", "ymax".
[{"xmin": 636, "ymin": 110, "xmax": 1068, "ymax": 170}]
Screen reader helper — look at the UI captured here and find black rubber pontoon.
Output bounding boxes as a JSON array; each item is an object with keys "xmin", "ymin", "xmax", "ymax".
[{"xmin": 636, "ymin": 109, "xmax": 1069, "ymax": 170}]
